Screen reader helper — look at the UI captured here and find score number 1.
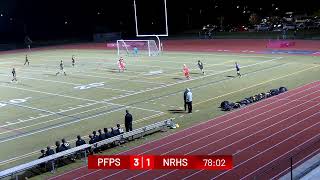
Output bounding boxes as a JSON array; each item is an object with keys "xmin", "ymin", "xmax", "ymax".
[{"xmin": 130, "ymin": 156, "xmax": 154, "ymax": 170}]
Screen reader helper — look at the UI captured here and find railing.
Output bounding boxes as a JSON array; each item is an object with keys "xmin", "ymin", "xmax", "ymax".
[
  {"xmin": 253, "ymin": 134, "xmax": 320, "ymax": 180},
  {"xmin": 0, "ymin": 118, "xmax": 175, "ymax": 180}
]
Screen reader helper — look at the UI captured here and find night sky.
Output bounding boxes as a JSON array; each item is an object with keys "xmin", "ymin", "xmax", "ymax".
[{"xmin": 0, "ymin": 0, "xmax": 319, "ymax": 42}]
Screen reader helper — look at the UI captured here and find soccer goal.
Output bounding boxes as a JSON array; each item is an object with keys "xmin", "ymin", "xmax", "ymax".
[{"xmin": 117, "ymin": 40, "xmax": 160, "ymax": 56}]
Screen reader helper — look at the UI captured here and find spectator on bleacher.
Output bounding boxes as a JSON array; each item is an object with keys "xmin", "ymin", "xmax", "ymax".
[
  {"xmin": 61, "ymin": 138, "xmax": 71, "ymax": 151},
  {"xmin": 104, "ymin": 128, "xmax": 112, "ymax": 139},
  {"xmin": 98, "ymin": 129, "xmax": 106, "ymax": 141},
  {"xmin": 125, "ymin": 110, "xmax": 133, "ymax": 132},
  {"xmin": 116, "ymin": 124, "xmax": 124, "ymax": 134},
  {"xmin": 45, "ymin": 146, "xmax": 55, "ymax": 172},
  {"xmin": 55, "ymin": 141, "xmax": 63, "ymax": 153},
  {"xmin": 62, "ymin": 138, "xmax": 76, "ymax": 161},
  {"xmin": 76, "ymin": 135, "xmax": 86, "ymax": 147},
  {"xmin": 89, "ymin": 135, "xmax": 95, "ymax": 144},
  {"xmin": 186, "ymin": 88, "xmax": 193, "ymax": 113},
  {"xmin": 92, "ymin": 131, "xmax": 99, "ymax": 142},
  {"xmin": 113, "ymin": 126, "xmax": 120, "ymax": 136},
  {"xmin": 75, "ymin": 135, "xmax": 88, "ymax": 158},
  {"xmin": 117, "ymin": 124, "xmax": 124, "ymax": 134},
  {"xmin": 111, "ymin": 127, "xmax": 117, "ymax": 136},
  {"xmin": 39, "ymin": 149, "xmax": 46, "ymax": 159},
  {"xmin": 38, "ymin": 149, "xmax": 46, "ymax": 169},
  {"xmin": 46, "ymin": 146, "xmax": 55, "ymax": 156}
]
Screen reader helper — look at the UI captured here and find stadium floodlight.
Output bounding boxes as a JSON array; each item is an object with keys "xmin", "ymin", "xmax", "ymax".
[
  {"xmin": 117, "ymin": 40, "xmax": 159, "ymax": 56},
  {"xmin": 133, "ymin": 0, "xmax": 168, "ymax": 53}
]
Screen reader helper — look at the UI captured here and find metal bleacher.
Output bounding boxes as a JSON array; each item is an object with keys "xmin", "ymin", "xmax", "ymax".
[{"xmin": 0, "ymin": 118, "xmax": 175, "ymax": 179}]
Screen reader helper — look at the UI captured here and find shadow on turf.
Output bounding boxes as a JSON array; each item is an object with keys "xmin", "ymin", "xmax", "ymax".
[
  {"xmin": 172, "ymin": 77, "xmax": 184, "ymax": 80},
  {"xmin": 43, "ymin": 73, "xmax": 58, "ymax": 77},
  {"xmin": 107, "ymin": 68, "xmax": 119, "ymax": 73},
  {"xmin": 226, "ymin": 75, "xmax": 236, "ymax": 78},
  {"xmin": 190, "ymin": 72, "xmax": 200, "ymax": 75},
  {"xmin": 168, "ymin": 109, "xmax": 186, "ymax": 114}
]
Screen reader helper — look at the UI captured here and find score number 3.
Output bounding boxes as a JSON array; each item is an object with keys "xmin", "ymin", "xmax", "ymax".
[{"xmin": 131, "ymin": 156, "xmax": 153, "ymax": 170}]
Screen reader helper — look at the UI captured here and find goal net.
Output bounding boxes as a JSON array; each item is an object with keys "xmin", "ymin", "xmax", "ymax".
[{"xmin": 117, "ymin": 40, "xmax": 160, "ymax": 56}]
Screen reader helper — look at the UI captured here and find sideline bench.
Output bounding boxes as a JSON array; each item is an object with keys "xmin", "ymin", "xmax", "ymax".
[{"xmin": 0, "ymin": 118, "xmax": 175, "ymax": 179}]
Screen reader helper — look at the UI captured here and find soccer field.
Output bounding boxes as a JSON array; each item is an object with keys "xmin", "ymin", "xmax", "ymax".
[{"xmin": 0, "ymin": 48, "xmax": 319, "ymax": 172}]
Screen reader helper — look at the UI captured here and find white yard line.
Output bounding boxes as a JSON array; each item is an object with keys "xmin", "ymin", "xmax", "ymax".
[
  {"xmin": 18, "ymin": 68, "xmax": 166, "ymax": 85},
  {"xmin": 0, "ymin": 106, "xmax": 162, "ymax": 144},
  {"xmin": 0, "ymin": 102, "xmax": 100, "ymax": 129},
  {"xmin": 0, "ymin": 56, "xmax": 283, "ymax": 164},
  {"xmin": 0, "ymin": 73, "xmax": 135, "ymax": 93},
  {"xmin": 0, "ymin": 111, "xmax": 164, "ymax": 166},
  {"xmin": 32, "ymin": 51, "xmax": 278, "ymax": 60},
  {"xmin": 1, "ymin": 80, "xmax": 316, "ymax": 170},
  {"xmin": 0, "ymin": 85, "xmax": 163, "ymax": 127},
  {"xmin": 101, "ymin": 57, "xmax": 283, "ymax": 102},
  {"xmin": 0, "ymin": 108, "xmax": 128, "ymax": 144},
  {"xmin": 0, "ymin": 105, "xmax": 109, "ymax": 135}
]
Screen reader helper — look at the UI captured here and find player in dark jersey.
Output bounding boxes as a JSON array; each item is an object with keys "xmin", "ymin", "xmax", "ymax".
[
  {"xmin": 56, "ymin": 60, "xmax": 67, "ymax": 76},
  {"xmin": 12, "ymin": 68, "xmax": 17, "ymax": 82},
  {"xmin": 24, "ymin": 55, "xmax": 30, "ymax": 66},
  {"xmin": 197, "ymin": 60, "xmax": 205, "ymax": 75},
  {"xmin": 72, "ymin": 55, "xmax": 75, "ymax": 67},
  {"xmin": 235, "ymin": 62, "xmax": 241, "ymax": 77}
]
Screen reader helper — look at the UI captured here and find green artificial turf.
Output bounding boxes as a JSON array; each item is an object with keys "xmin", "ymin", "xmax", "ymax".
[{"xmin": 0, "ymin": 49, "xmax": 318, "ymax": 179}]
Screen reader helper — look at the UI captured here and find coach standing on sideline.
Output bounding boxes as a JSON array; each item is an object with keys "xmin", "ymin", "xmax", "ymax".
[
  {"xmin": 125, "ymin": 110, "xmax": 133, "ymax": 132},
  {"xmin": 183, "ymin": 88, "xmax": 189, "ymax": 111},
  {"xmin": 186, "ymin": 88, "xmax": 193, "ymax": 113}
]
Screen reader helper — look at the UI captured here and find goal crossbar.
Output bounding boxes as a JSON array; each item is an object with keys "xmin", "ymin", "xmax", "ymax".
[{"xmin": 117, "ymin": 40, "xmax": 160, "ymax": 56}]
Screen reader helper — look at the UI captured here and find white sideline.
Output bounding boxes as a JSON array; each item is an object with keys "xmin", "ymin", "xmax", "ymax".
[
  {"xmin": 0, "ymin": 84, "xmax": 162, "ymax": 112},
  {"xmin": 0, "ymin": 105, "xmax": 110, "ymax": 136},
  {"xmin": 0, "ymin": 73, "xmax": 135, "ymax": 93},
  {"xmin": 0, "ymin": 85, "xmax": 163, "ymax": 130},
  {"xmin": 31, "ymin": 51, "xmax": 279, "ymax": 60},
  {"xmin": 0, "ymin": 112, "xmax": 164, "ymax": 166},
  {"xmin": 124, "ymin": 91, "xmax": 320, "ymax": 180},
  {"xmin": 0, "ymin": 102, "xmax": 100, "ymax": 129},
  {"xmin": 1, "ymin": 56, "xmax": 282, "ymax": 105},
  {"xmin": 7, "ymin": 64, "xmax": 166, "ymax": 85},
  {"xmin": 100, "ymin": 57, "xmax": 283, "ymax": 102},
  {"xmin": 0, "ymin": 56, "xmax": 298, "ymax": 169},
  {"xmin": 0, "ymin": 64, "xmax": 314, "ymax": 167},
  {"xmin": 0, "ymin": 62, "xmax": 289, "ymax": 166},
  {"xmin": 47, "ymin": 81, "xmax": 318, "ymax": 180}
]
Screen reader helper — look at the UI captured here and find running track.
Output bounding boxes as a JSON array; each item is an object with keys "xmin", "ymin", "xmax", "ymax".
[{"xmin": 50, "ymin": 81, "xmax": 320, "ymax": 180}]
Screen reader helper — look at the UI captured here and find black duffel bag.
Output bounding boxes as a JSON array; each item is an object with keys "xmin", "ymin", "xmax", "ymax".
[
  {"xmin": 270, "ymin": 89, "xmax": 280, "ymax": 96},
  {"xmin": 220, "ymin": 101, "xmax": 229, "ymax": 108},
  {"xmin": 279, "ymin": 87, "xmax": 288, "ymax": 93},
  {"xmin": 221, "ymin": 101, "xmax": 232, "ymax": 111}
]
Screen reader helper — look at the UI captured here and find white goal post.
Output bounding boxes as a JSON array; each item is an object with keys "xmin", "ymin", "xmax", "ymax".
[{"xmin": 117, "ymin": 40, "xmax": 160, "ymax": 56}]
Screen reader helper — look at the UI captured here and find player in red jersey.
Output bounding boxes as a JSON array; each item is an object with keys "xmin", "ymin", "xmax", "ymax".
[
  {"xmin": 117, "ymin": 57, "xmax": 126, "ymax": 72},
  {"xmin": 183, "ymin": 64, "xmax": 190, "ymax": 79}
]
